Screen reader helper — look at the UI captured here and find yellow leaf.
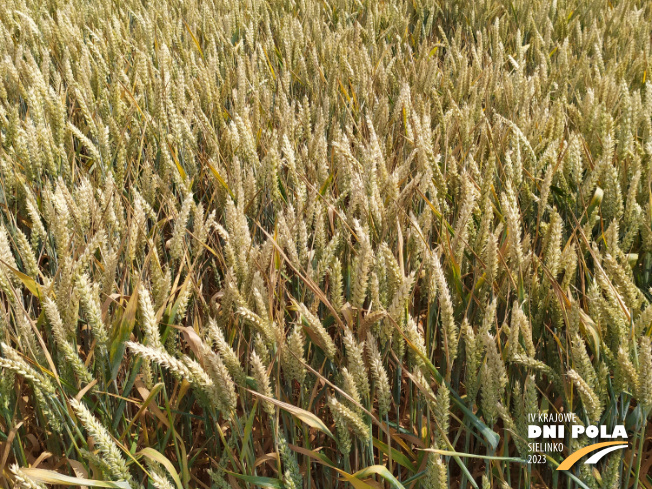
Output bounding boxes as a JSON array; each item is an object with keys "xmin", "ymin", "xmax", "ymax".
[
  {"xmin": 247, "ymin": 389, "xmax": 334, "ymax": 438},
  {"xmin": 19, "ymin": 468, "xmax": 130, "ymax": 488},
  {"xmin": 137, "ymin": 447, "xmax": 183, "ymax": 489},
  {"xmin": 182, "ymin": 19, "xmax": 204, "ymax": 59},
  {"xmin": 166, "ymin": 141, "xmax": 186, "ymax": 181},
  {"xmin": 206, "ymin": 159, "xmax": 234, "ymax": 199},
  {"xmin": 0, "ymin": 258, "xmax": 41, "ymax": 298}
]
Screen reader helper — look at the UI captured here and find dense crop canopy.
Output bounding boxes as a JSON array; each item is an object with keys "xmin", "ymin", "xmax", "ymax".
[{"xmin": 0, "ymin": 0, "xmax": 652, "ymax": 487}]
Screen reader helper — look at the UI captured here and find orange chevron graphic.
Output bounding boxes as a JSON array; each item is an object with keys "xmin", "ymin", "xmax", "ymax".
[{"xmin": 557, "ymin": 441, "xmax": 628, "ymax": 471}]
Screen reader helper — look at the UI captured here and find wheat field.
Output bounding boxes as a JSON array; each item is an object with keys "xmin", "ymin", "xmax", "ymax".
[{"xmin": 0, "ymin": 0, "xmax": 651, "ymax": 487}]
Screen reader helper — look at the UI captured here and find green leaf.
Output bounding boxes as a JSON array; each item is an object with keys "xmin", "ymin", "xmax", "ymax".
[
  {"xmin": 168, "ymin": 275, "xmax": 192, "ymax": 323},
  {"xmin": 545, "ymin": 454, "xmax": 594, "ymax": 489},
  {"xmin": 109, "ymin": 284, "xmax": 139, "ymax": 379},
  {"xmin": 288, "ymin": 446, "xmax": 377, "ymax": 489},
  {"xmin": 277, "ymin": 174, "xmax": 288, "ymax": 204},
  {"xmin": 241, "ymin": 399, "xmax": 259, "ymax": 463},
  {"xmin": 319, "ymin": 172, "xmax": 334, "ymax": 195},
  {"xmin": 423, "ymin": 448, "xmax": 526, "ymax": 464},
  {"xmin": 402, "ymin": 335, "xmax": 500, "ymax": 450},
  {"xmin": 225, "ymin": 471, "xmax": 284, "ymax": 488},
  {"xmin": 372, "ymin": 438, "xmax": 417, "ymax": 472},
  {"xmin": 122, "ymin": 382, "xmax": 164, "ymax": 439}
]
